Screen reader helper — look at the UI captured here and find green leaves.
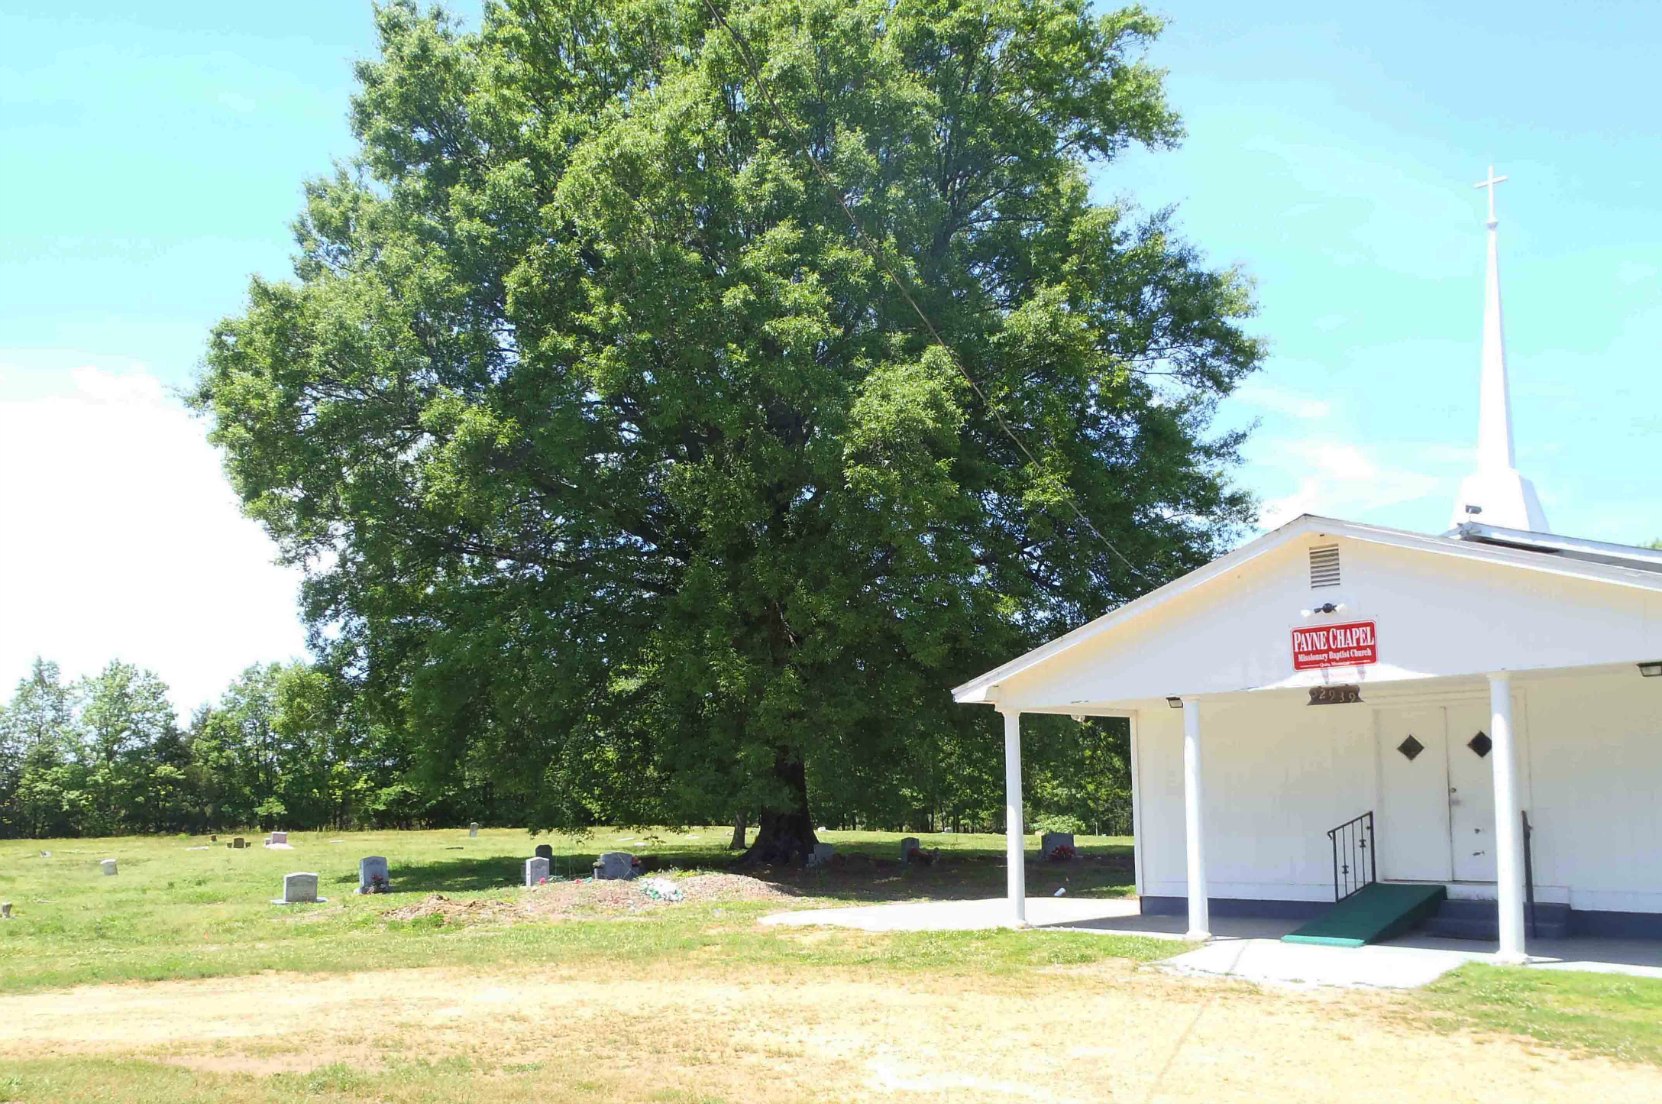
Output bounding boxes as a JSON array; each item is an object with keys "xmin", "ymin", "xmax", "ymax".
[{"xmin": 192, "ymin": 0, "xmax": 1262, "ymax": 840}]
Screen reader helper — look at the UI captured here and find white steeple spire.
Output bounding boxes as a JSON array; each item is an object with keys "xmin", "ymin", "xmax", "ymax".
[{"xmin": 1450, "ymin": 164, "xmax": 1549, "ymax": 532}]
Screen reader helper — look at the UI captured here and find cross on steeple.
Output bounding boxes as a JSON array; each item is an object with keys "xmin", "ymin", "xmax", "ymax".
[
  {"xmin": 1449, "ymin": 163, "xmax": 1549, "ymax": 533},
  {"xmin": 1474, "ymin": 165, "xmax": 1508, "ymax": 227}
]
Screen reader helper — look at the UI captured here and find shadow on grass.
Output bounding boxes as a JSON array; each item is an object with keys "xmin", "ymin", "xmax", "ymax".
[
  {"xmin": 751, "ymin": 850, "xmax": 1136, "ymax": 904},
  {"xmin": 327, "ymin": 841, "xmax": 1134, "ymax": 905}
]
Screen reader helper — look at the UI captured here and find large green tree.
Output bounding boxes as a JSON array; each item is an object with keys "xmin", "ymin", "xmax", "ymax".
[{"xmin": 194, "ymin": 0, "xmax": 1260, "ymax": 860}]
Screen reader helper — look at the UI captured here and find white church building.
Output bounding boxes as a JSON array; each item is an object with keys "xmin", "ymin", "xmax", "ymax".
[{"xmin": 956, "ymin": 169, "xmax": 1661, "ymax": 962}]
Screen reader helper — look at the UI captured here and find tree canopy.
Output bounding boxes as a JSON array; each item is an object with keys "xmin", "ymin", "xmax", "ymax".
[{"xmin": 193, "ymin": 0, "xmax": 1261, "ymax": 860}]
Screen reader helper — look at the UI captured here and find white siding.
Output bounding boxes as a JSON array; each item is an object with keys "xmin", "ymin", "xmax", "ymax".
[
  {"xmin": 1136, "ymin": 696, "xmax": 1377, "ymax": 903},
  {"xmin": 997, "ymin": 534, "xmax": 1661, "ymax": 711},
  {"xmin": 1132, "ymin": 672, "xmax": 1662, "ymax": 914},
  {"xmin": 1524, "ymin": 673, "xmax": 1662, "ymax": 914}
]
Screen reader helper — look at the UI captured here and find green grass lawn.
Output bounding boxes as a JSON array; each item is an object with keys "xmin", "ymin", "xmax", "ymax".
[
  {"xmin": 6, "ymin": 825, "xmax": 1662, "ymax": 1104},
  {"xmin": 1420, "ymin": 963, "xmax": 1662, "ymax": 1066},
  {"xmin": 0, "ymin": 826, "xmax": 1150, "ymax": 993}
]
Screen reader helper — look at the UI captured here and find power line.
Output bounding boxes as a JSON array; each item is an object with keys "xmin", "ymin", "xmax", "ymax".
[{"xmin": 696, "ymin": 0, "xmax": 1156, "ymax": 587}]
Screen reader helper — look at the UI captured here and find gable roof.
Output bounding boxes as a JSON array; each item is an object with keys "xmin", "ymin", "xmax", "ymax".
[{"xmin": 952, "ymin": 513, "xmax": 1662, "ymax": 705}]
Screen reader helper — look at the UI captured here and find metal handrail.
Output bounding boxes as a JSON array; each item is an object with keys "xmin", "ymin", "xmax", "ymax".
[
  {"xmin": 1327, "ymin": 811, "xmax": 1377, "ymax": 902},
  {"xmin": 1522, "ymin": 810, "xmax": 1537, "ymax": 939}
]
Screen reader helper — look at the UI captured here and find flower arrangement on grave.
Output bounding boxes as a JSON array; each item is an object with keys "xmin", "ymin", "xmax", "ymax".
[
  {"xmin": 364, "ymin": 873, "xmax": 391, "ymax": 894},
  {"xmin": 1047, "ymin": 844, "xmax": 1077, "ymax": 862}
]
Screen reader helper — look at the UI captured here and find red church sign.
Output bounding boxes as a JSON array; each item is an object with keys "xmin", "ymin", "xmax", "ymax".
[{"xmin": 1291, "ymin": 620, "xmax": 1378, "ymax": 670}]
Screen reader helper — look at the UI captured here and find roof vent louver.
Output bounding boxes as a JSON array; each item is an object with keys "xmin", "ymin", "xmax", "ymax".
[{"xmin": 1309, "ymin": 544, "xmax": 1341, "ymax": 589}]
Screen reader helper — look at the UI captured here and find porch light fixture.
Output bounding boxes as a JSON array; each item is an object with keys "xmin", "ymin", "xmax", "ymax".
[
  {"xmin": 1165, "ymin": 696, "xmax": 1183, "ymax": 709},
  {"xmin": 1299, "ymin": 601, "xmax": 1347, "ymax": 618},
  {"xmin": 1641, "ymin": 661, "xmax": 1662, "ymax": 678}
]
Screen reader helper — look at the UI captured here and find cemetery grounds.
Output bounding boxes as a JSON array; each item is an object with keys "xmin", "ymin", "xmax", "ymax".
[{"xmin": 1, "ymin": 829, "xmax": 1660, "ymax": 1103}]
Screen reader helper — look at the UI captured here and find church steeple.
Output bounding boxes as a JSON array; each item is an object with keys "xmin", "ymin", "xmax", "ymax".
[{"xmin": 1451, "ymin": 165, "xmax": 1549, "ymax": 532}]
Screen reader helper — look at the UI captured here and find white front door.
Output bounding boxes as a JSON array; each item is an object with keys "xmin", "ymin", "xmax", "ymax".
[
  {"xmin": 1375, "ymin": 706, "xmax": 1453, "ymax": 882},
  {"xmin": 1446, "ymin": 701, "xmax": 1499, "ymax": 883}
]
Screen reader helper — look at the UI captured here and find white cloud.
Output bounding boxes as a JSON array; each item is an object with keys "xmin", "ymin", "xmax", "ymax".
[
  {"xmin": 1252, "ymin": 437, "xmax": 1447, "ymax": 530},
  {"xmin": 0, "ymin": 361, "xmax": 307, "ymax": 714},
  {"xmin": 1233, "ymin": 382, "xmax": 1333, "ymax": 420}
]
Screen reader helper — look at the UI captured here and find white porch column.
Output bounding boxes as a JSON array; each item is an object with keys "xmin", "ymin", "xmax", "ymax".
[
  {"xmin": 1182, "ymin": 697, "xmax": 1210, "ymax": 941},
  {"xmin": 1488, "ymin": 673, "xmax": 1527, "ymax": 963},
  {"xmin": 1001, "ymin": 709, "xmax": 1027, "ymax": 926}
]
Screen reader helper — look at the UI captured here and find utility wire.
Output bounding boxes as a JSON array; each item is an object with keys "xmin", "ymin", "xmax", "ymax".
[{"xmin": 696, "ymin": 0, "xmax": 1156, "ymax": 587}]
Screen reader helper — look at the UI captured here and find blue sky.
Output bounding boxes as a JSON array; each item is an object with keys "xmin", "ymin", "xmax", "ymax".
[{"xmin": 2, "ymin": 1, "xmax": 1658, "ymax": 709}]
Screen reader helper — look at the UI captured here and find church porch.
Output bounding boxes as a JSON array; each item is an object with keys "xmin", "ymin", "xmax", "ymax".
[{"xmin": 1010, "ymin": 660, "xmax": 1662, "ymax": 964}]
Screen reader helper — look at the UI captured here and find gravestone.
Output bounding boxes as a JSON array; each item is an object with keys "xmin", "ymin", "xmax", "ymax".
[
  {"xmin": 900, "ymin": 837, "xmax": 921, "ymax": 862},
  {"xmin": 274, "ymin": 872, "xmax": 323, "ymax": 905},
  {"xmin": 806, "ymin": 842, "xmax": 836, "ymax": 868},
  {"xmin": 268, "ymin": 830, "xmax": 289, "ymax": 846},
  {"xmin": 1041, "ymin": 832, "xmax": 1076, "ymax": 860},
  {"xmin": 100, "ymin": 858, "xmax": 118, "ymax": 876},
  {"xmin": 232, "ymin": 837, "xmax": 246, "ymax": 849},
  {"xmin": 468, "ymin": 822, "xmax": 480, "ymax": 838},
  {"xmin": 524, "ymin": 856, "xmax": 550, "ymax": 886},
  {"xmin": 534, "ymin": 843, "xmax": 554, "ymax": 864},
  {"xmin": 593, "ymin": 852, "xmax": 636, "ymax": 880},
  {"xmin": 2, "ymin": 902, "xmax": 12, "ymax": 920},
  {"xmin": 357, "ymin": 856, "xmax": 391, "ymax": 894}
]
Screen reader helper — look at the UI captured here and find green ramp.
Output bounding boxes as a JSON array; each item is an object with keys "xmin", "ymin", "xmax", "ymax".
[{"xmin": 1282, "ymin": 883, "xmax": 1446, "ymax": 948}]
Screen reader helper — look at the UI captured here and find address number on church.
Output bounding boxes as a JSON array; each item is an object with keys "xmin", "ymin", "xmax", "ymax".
[{"xmin": 1308, "ymin": 685, "xmax": 1363, "ymax": 706}]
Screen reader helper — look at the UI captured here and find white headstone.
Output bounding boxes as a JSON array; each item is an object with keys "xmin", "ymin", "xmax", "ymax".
[
  {"xmin": 100, "ymin": 858, "xmax": 118, "ymax": 876},
  {"xmin": 806, "ymin": 842, "xmax": 836, "ymax": 868},
  {"xmin": 594, "ymin": 852, "xmax": 636, "ymax": 880},
  {"xmin": 468, "ymin": 822, "xmax": 480, "ymax": 838},
  {"xmin": 524, "ymin": 856, "xmax": 550, "ymax": 886},
  {"xmin": 276, "ymin": 872, "xmax": 323, "ymax": 905},
  {"xmin": 358, "ymin": 856, "xmax": 391, "ymax": 894},
  {"xmin": 900, "ymin": 837, "xmax": 921, "ymax": 862}
]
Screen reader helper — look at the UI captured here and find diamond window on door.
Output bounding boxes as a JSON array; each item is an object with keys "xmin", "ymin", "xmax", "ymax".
[
  {"xmin": 1397, "ymin": 735, "xmax": 1424, "ymax": 761},
  {"xmin": 1467, "ymin": 731, "xmax": 1492, "ymax": 758}
]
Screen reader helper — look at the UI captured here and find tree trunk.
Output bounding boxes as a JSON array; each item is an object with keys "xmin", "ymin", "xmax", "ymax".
[
  {"xmin": 740, "ymin": 752, "xmax": 817, "ymax": 865},
  {"xmin": 728, "ymin": 811, "xmax": 748, "ymax": 850}
]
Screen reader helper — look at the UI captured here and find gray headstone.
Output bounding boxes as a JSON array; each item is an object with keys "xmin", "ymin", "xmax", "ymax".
[
  {"xmin": 900, "ymin": 837, "xmax": 921, "ymax": 862},
  {"xmin": 277, "ymin": 872, "xmax": 322, "ymax": 905},
  {"xmin": 269, "ymin": 830, "xmax": 289, "ymax": 845},
  {"xmin": 1041, "ymin": 832, "xmax": 1076, "ymax": 859},
  {"xmin": 2, "ymin": 902, "xmax": 12, "ymax": 919},
  {"xmin": 232, "ymin": 837, "xmax": 246, "ymax": 849},
  {"xmin": 524, "ymin": 856, "xmax": 551, "ymax": 886},
  {"xmin": 100, "ymin": 858, "xmax": 118, "ymax": 876},
  {"xmin": 358, "ymin": 856, "xmax": 391, "ymax": 894},
  {"xmin": 534, "ymin": 843, "xmax": 554, "ymax": 863},
  {"xmin": 468, "ymin": 822, "xmax": 480, "ymax": 838},
  {"xmin": 806, "ymin": 842, "xmax": 836, "ymax": 868},
  {"xmin": 593, "ymin": 852, "xmax": 636, "ymax": 880}
]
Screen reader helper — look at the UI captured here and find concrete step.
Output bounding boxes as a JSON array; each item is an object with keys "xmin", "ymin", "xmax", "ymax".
[{"xmin": 1419, "ymin": 898, "xmax": 1570, "ymax": 941}]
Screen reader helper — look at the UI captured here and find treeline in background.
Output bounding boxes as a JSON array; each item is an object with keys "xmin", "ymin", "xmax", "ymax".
[{"xmin": 0, "ymin": 657, "xmax": 1130, "ymax": 840}]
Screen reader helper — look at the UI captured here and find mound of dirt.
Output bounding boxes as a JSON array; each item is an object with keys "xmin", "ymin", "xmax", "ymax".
[{"xmin": 384, "ymin": 873, "xmax": 795, "ymax": 924}]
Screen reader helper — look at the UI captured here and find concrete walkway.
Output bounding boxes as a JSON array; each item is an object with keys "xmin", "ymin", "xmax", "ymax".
[{"xmin": 760, "ymin": 897, "xmax": 1662, "ymax": 989}]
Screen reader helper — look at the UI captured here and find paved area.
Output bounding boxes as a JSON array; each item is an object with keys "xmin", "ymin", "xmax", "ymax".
[{"xmin": 761, "ymin": 897, "xmax": 1662, "ymax": 989}]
